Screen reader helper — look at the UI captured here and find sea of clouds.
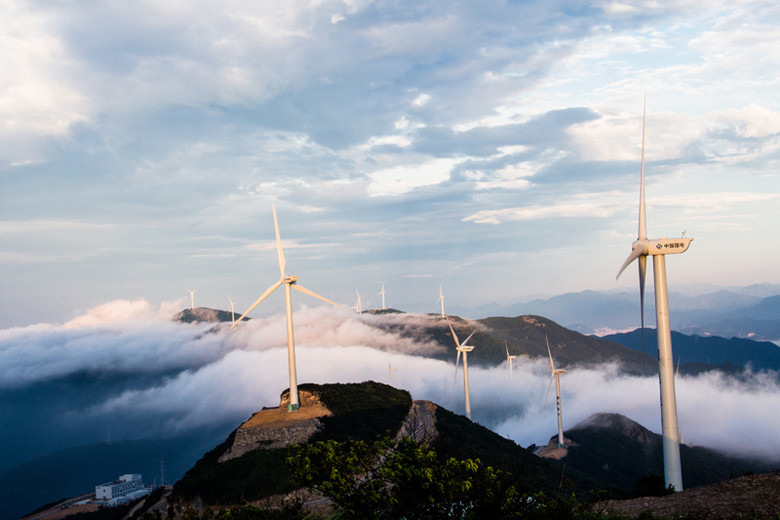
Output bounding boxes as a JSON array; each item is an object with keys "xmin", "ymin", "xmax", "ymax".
[{"xmin": 2, "ymin": 299, "xmax": 778, "ymax": 473}]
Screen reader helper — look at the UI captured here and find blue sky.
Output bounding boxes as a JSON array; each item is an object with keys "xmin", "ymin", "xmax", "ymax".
[{"xmin": 2, "ymin": 0, "xmax": 780, "ymax": 327}]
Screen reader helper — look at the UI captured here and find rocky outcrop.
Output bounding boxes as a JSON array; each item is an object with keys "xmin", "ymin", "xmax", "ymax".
[
  {"xmin": 218, "ymin": 390, "xmax": 332, "ymax": 462},
  {"xmin": 394, "ymin": 400, "xmax": 438, "ymax": 444}
]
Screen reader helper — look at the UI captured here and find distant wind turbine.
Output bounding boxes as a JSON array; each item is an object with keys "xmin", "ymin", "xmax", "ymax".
[
  {"xmin": 388, "ymin": 361, "xmax": 397, "ymax": 384},
  {"xmin": 545, "ymin": 335, "xmax": 567, "ymax": 449},
  {"xmin": 447, "ymin": 317, "xmax": 476, "ymax": 420},
  {"xmin": 616, "ymin": 100, "xmax": 692, "ymax": 491},
  {"xmin": 437, "ymin": 286, "xmax": 446, "ymax": 317},
  {"xmin": 228, "ymin": 295, "xmax": 235, "ymax": 324},
  {"xmin": 188, "ymin": 289, "xmax": 195, "ymax": 310},
  {"xmin": 379, "ymin": 283, "xmax": 387, "ymax": 310},
  {"xmin": 231, "ymin": 204, "xmax": 338, "ymax": 411},
  {"xmin": 353, "ymin": 288, "xmax": 363, "ymax": 314},
  {"xmin": 505, "ymin": 341, "xmax": 517, "ymax": 378}
]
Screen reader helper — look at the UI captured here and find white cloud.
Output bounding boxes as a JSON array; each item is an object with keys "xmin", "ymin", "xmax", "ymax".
[
  {"xmin": 3, "ymin": 306, "xmax": 778, "ymax": 461},
  {"xmin": 463, "ymin": 202, "xmax": 617, "ymax": 224},
  {"xmin": 367, "ymin": 157, "xmax": 463, "ymax": 197}
]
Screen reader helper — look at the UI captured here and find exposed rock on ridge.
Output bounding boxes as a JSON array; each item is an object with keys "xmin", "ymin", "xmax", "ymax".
[{"xmin": 218, "ymin": 389, "xmax": 332, "ymax": 461}]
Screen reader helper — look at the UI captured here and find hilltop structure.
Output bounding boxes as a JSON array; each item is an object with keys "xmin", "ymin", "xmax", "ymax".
[{"xmin": 95, "ymin": 474, "xmax": 149, "ymax": 506}]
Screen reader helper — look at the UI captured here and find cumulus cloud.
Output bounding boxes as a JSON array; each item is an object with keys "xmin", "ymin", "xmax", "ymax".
[{"xmin": 63, "ymin": 298, "xmax": 184, "ymax": 328}]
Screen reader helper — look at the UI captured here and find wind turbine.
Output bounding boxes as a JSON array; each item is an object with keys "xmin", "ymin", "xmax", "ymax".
[
  {"xmin": 353, "ymin": 288, "xmax": 363, "ymax": 314},
  {"xmin": 447, "ymin": 317, "xmax": 476, "ymax": 420},
  {"xmin": 616, "ymin": 100, "xmax": 692, "ymax": 491},
  {"xmin": 231, "ymin": 204, "xmax": 338, "ymax": 411},
  {"xmin": 544, "ymin": 336, "xmax": 567, "ymax": 449},
  {"xmin": 388, "ymin": 361, "xmax": 397, "ymax": 384},
  {"xmin": 188, "ymin": 289, "xmax": 195, "ymax": 310},
  {"xmin": 505, "ymin": 341, "xmax": 516, "ymax": 378},
  {"xmin": 228, "ymin": 295, "xmax": 235, "ymax": 324},
  {"xmin": 437, "ymin": 286, "xmax": 446, "ymax": 317},
  {"xmin": 379, "ymin": 283, "xmax": 387, "ymax": 310}
]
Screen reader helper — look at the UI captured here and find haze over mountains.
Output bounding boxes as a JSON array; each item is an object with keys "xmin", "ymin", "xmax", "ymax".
[
  {"xmin": 456, "ymin": 283, "xmax": 780, "ymax": 341},
  {"xmin": 1, "ymin": 291, "xmax": 778, "ymax": 519}
]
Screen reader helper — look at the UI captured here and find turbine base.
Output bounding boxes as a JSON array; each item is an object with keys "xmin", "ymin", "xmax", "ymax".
[{"xmin": 287, "ymin": 403, "xmax": 299, "ymax": 412}]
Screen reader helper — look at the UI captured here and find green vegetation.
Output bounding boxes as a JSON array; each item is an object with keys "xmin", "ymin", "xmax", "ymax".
[
  {"xmin": 301, "ymin": 382, "xmax": 412, "ymax": 443},
  {"xmin": 289, "ymin": 435, "xmax": 544, "ymax": 520},
  {"xmin": 173, "ymin": 382, "xmax": 412, "ymax": 505},
  {"xmin": 165, "ymin": 435, "xmax": 772, "ymax": 520},
  {"xmin": 175, "ymin": 447, "xmax": 292, "ymax": 504}
]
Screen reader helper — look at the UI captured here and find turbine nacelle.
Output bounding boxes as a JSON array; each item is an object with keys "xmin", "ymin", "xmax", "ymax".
[
  {"xmin": 616, "ymin": 237, "xmax": 693, "ymax": 280},
  {"xmin": 284, "ymin": 275, "xmax": 299, "ymax": 284}
]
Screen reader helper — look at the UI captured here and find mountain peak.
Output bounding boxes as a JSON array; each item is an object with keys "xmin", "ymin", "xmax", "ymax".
[{"xmin": 571, "ymin": 413, "xmax": 655, "ymax": 443}]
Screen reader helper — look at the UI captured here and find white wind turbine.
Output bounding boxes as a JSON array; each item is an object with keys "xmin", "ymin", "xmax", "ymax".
[
  {"xmin": 545, "ymin": 335, "xmax": 567, "ymax": 449},
  {"xmin": 188, "ymin": 289, "xmax": 195, "ymax": 310},
  {"xmin": 231, "ymin": 204, "xmax": 338, "ymax": 411},
  {"xmin": 388, "ymin": 361, "xmax": 397, "ymax": 384},
  {"xmin": 447, "ymin": 317, "xmax": 476, "ymax": 420},
  {"xmin": 379, "ymin": 283, "xmax": 387, "ymax": 310},
  {"xmin": 505, "ymin": 341, "xmax": 517, "ymax": 378},
  {"xmin": 228, "ymin": 295, "xmax": 235, "ymax": 324},
  {"xmin": 353, "ymin": 288, "xmax": 363, "ymax": 314},
  {"xmin": 616, "ymin": 101, "xmax": 692, "ymax": 491},
  {"xmin": 437, "ymin": 286, "xmax": 446, "ymax": 317}
]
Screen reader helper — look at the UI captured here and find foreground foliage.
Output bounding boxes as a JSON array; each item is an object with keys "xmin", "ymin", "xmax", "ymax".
[
  {"xmin": 288, "ymin": 435, "xmax": 588, "ymax": 520},
  {"xmin": 155, "ymin": 435, "xmax": 779, "ymax": 520}
]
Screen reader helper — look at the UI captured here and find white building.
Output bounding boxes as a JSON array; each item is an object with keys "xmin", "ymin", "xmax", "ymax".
[{"xmin": 95, "ymin": 474, "xmax": 144, "ymax": 500}]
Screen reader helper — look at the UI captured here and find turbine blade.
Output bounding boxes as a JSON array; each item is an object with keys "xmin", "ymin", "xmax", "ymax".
[
  {"xmin": 230, "ymin": 280, "xmax": 283, "ymax": 328},
  {"xmin": 462, "ymin": 330, "xmax": 476, "ymax": 347},
  {"xmin": 616, "ymin": 242, "xmax": 645, "ymax": 280},
  {"xmin": 292, "ymin": 284, "xmax": 338, "ymax": 306},
  {"xmin": 446, "ymin": 317, "xmax": 461, "ymax": 348},
  {"xmin": 545, "ymin": 375, "xmax": 554, "ymax": 407},
  {"xmin": 639, "ymin": 96, "xmax": 647, "ymax": 241},
  {"xmin": 505, "ymin": 341, "xmax": 510, "ymax": 359},
  {"xmin": 546, "ymin": 335, "xmax": 555, "ymax": 371},
  {"xmin": 453, "ymin": 349, "xmax": 462, "ymax": 386},
  {"xmin": 273, "ymin": 204, "xmax": 286, "ymax": 277}
]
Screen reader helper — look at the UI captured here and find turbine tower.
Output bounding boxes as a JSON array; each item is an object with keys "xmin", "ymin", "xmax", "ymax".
[
  {"xmin": 505, "ymin": 341, "xmax": 517, "ymax": 378},
  {"xmin": 437, "ymin": 286, "xmax": 446, "ymax": 317},
  {"xmin": 616, "ymin": 101, "xmax": 692, "ymax": 491},
  {"xmin": 379, "ymin": 283, "xmax": 387, "ymax": 310},
  {"xmin": 228, "ymin": 295, "xmax": 235, "ymax": 324},
  {"xmin": 545, "ymin": 336, "xmax": 567, "ymax": 449},
  {"xmin": 231, "ymin": 204, "xmax": 338, "ymax": 411},
  {"xmin": 188, "ymin": 289, "xmax": 195, "ymax": 310},
  {"xmin": 447, "ymin": 317, "xmax": 476, "ymax": 420}
]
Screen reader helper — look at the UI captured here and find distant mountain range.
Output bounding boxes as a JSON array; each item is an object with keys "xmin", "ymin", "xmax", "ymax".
[
  {"xmin": 451, "ymin": 284, "xmax": 780, "ymax": 341},
  {"xmin": 601, "ymin": 329, "xmax": 780, "ymax": 374}
]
